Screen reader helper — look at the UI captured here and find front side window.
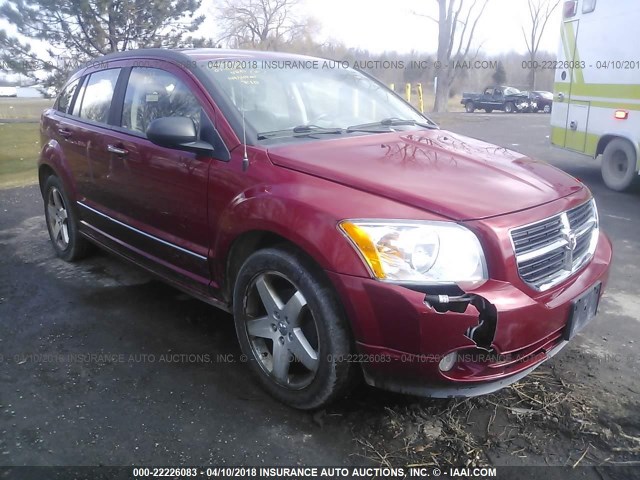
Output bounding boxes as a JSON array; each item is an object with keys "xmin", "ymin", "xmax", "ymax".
[
  {"xmin": 55, "ymin": 79, "xmax": 79, "ymax": 114},
  {"xmin": 121, "ymin": 67, "xmax": 203, "ymax": 135},
  {"xmin": 78, "ymin": 68, "xmax": 121, "ymax": 124}
]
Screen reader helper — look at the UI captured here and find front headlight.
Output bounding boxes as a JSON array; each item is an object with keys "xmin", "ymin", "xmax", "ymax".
[{"xmin": 339, "ymin": 220, "xmax": 487, "ymax": 284}]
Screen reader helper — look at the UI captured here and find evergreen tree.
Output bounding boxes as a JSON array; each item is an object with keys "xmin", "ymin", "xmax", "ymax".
[
  {"xmin": 0, "ymin": 0, "xmax": 205, "ymax": 89},
  {"xmin": 492, "ymin": 62, "xmax": 507, "ymax": 85}
]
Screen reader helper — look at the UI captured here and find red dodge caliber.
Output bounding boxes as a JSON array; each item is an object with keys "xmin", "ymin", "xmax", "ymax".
[{"xmin": 39, "ymin": 49, "xmax": 612, "ymax": 409}]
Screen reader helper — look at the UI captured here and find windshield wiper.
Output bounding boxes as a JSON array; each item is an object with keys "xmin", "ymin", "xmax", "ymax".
[
  {"xmin": 346, "ymin": 117, "xmax": 437, "ymax": 133},
  {"xmin": 257, "ymin": 124, "xmax": 343, "ymax": 140}
]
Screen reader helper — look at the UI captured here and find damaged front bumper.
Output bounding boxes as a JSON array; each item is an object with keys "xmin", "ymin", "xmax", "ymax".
[{"xmin": 326, "ymin": 231, "xmax": 612, "ymax": 398}]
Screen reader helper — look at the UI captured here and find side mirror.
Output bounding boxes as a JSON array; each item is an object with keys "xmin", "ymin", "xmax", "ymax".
[{"xmin": 146, "ymin": 117, "xmax": 214, "ymax": 155}]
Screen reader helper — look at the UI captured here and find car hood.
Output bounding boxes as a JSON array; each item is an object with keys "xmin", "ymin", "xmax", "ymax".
[{"xmin": 266, "ymin": 130, "xmax": 583, "ymax": 221}]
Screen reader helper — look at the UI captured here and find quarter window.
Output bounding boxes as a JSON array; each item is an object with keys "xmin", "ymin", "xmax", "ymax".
[
  {"xmin": 55, "ymin": 79, "xmax": 79, "ymax": 114},
  {"xmin": 78, "ymin": 68, "xmax": 121, "ymax": 124},
  {"xmin": 121, "ymin": 67, "xmax": 202, "ymax": 135},
  {"xmin": 583, "ymin": 0, "xmax": 596, "ymax": 13}
]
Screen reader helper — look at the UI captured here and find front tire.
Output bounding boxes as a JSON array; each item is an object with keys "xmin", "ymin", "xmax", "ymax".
[
  {"xmin": 543, "ymin": 104, "xmax": 551, "ymax": 114},
  {"xmin": 233, "ymin": 247, "xmax": 355, "ymax": 410},
  {"xmin": 601, "ymin": 138, "xmax": 638, "ymax": 192},
  {"xmin": 43, "ymin": 175, "xmax": 92, "ymax": 261},
  {"xmin": 504, "ymin": 102, "xmax": 515, "ymax": 113}
]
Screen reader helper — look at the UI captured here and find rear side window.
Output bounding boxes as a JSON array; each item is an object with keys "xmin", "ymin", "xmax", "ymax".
[
  {"xmin": 55, "ymin": 79, "xmax": 79, "ymax": 114},
  {"xmin": 121, "ymin": 67, "xmax": 202, "ymax": 135},
  {"xmin": 583, "ymin": 0, "xmax": 596, "ymax": 13},
  {"xmin": 77, "ymin": 68, "xmax": 121, "ymax": 124}
]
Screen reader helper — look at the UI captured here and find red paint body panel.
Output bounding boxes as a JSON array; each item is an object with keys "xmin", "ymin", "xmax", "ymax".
[
  {"xmin": 38, "ymin": 48, "xmax": 613, "ymax": 396},
  {"xmin": 268, "ymin": 130, "xmax": 584, "ymax": 220},
  {"xmin": 329, "ymin": 231, "xmax": 611, "ymax": 388}
]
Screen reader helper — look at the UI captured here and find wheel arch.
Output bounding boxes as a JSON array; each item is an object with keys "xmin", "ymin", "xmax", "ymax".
[
  {"xmin": 220, "ymin": 222, "xmax": 366, "ymax": 305},
  {"xmin": 38, "ymin": 139, "xmax": 78, "ymax": 201},
  {"xmin": 38, "ymin": 163, "xmax": 57, "ymax": 194},
  {"xmin": 224, "ymin": 229, "xmax": 295, "ymax": 300}
]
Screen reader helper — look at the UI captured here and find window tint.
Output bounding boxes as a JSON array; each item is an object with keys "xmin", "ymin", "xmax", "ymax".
[
  {"xmin": 55, "ymin": 79, "xmax": 79, "ymax": 114},
  {"xmin": 121, "ymin": 67, "xmax": 202, "ymax": 135},
  {"xmin": 78, "ymin": 68, "xmax": 121, "ymax": 124},
  {"xmin": 583, "ymin": 0, "xmax": 596, "ymax": 13}
]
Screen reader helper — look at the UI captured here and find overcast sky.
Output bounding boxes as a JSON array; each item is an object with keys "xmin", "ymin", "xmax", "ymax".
[
  {"xmin": 0, "ymin": 0, "xmax": 562, "ymax": 63},
  {"xmin": 309, "ymin": 0, "xmax": 562, "ymax": 56}
]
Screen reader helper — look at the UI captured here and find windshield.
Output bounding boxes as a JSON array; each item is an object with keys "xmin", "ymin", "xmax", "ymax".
[
  {"xmin": 202, "ymin": 62, "xmax": 433, "ymax": 140},
  {"xmin": 504, "ymin": 87, "xmax": 521, "ymax": 95}
]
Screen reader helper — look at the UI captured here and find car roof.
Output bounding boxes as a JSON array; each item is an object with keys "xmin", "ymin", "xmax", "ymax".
[{"xmin": 84, "ymin": 47, "xmax": 321, "ymax": 67}]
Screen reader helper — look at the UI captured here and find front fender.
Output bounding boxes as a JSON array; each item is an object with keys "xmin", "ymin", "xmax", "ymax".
[{"xmin": 213, "ymin": 181, "xmax": 371, "ymax": 279}]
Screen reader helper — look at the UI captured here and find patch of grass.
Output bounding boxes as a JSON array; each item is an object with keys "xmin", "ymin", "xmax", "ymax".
[
  {"xmin": 0, "ymin": 123, "xmax": 41, "ymax": 188},
  {"xmin": 0, "ymin": 98, "xmax": 52, "ymax": 121}
]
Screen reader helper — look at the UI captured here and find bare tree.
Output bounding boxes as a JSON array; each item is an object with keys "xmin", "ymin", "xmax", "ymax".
[
  {"xmin": 418, "ymin": 0, "xmax": 489, "ymax": 112},
  {"xmin": 522, "ymin": 0, "xmax": 561, "ymax": 89},
  {"xmin": 215, "ymin": 0, "xmax": 316, "ymax": 50}
]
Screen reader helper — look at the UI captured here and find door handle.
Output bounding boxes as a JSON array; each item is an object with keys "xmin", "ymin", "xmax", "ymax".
[
  {"xmin": 58, "ymin": 128, "xmax": 72, "ymax": 138},
  {"xmin": 107, "ymin": 144, "xmax": 128, "ymax": 156}
]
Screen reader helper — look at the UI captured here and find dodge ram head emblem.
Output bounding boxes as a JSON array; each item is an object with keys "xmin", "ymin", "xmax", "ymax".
[{"xmin": 560, "ymin": 213, "xmax": 577, "ymax": 270}]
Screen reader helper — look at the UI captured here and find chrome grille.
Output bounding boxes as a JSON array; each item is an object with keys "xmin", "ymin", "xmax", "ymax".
[{"xmin": 510, "ymin": 200, "xmax": 599, "ymax": 291}]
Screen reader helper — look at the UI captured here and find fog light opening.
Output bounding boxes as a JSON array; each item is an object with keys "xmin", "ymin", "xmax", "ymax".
[{"xmin": 439, "ymin": 352, "xmax": 458, "ymax": 372}]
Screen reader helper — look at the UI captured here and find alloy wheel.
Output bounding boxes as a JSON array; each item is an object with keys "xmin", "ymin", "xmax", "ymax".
[
  {"xmin": 243, "ymin": 272, "xmax": 320, "ymax": 389},
  {"xmin": 47, "ymin": 186, "xmax": 70, "ymax": 251}
]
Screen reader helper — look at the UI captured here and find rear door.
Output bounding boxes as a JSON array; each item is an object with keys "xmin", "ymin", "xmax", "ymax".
[
  {"xmin": 493, "ymin": 88, "xmax": 504, "ymax": 108},
  {"xmin": 70, "ymin": 67, "xmax": 125, "ymax": 208},
  {"xmin": 479, "ymin": 87, "xmax": 493, "ymax": 108},
  {"xmin": 48, "ymin": 77, "xmax": 86, "ymax": 190}
]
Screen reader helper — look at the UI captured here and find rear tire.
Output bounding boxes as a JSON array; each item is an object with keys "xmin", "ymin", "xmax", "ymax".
[
  {"xmin": 43, "ymin": 175, "xmax": 92, "ymax": 261},
  {"xmin": 543, "ymin": 104, "xmax": 551, "ymax": 114},
  {"xmin": 485, "ymin": 108, "xmax": 493, "ymax": 113},
  {"xmin": 232, "ymin": 247, "xmax": 355, "ymax": 410},
  {"xmin": 465, "ymin": 101, "xmax": 475, "ymax": 113},
  {"xmin": 504, "ymin": 102, "xmax": 515, "ymax": 113},
  {"xmin": 601, "ymin": 138, "xmax": 638, "ymax": 192}
]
